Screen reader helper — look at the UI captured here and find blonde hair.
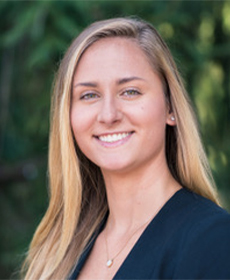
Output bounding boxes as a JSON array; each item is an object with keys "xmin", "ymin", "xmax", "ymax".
[{"xmin": 22, "ymin": 17, "xmax": 219, "ymax": 279}]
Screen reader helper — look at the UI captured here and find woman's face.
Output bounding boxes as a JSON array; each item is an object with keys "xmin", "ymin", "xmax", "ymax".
[{"xmin": 71, "ymin": 37, "xmax": 175, "ymax": 174}]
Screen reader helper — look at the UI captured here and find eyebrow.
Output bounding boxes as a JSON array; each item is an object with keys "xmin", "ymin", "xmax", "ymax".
[
  {"xmin": 117, "ymin": 76, "xmax": 144, "ymax": 85},
  {"xmin": 74, "ymin": 82, "xmax": 97, "ymax": 88},
  {"xmin": 74, "ymin": 76, "xmax": 144, "ymax": 88}
]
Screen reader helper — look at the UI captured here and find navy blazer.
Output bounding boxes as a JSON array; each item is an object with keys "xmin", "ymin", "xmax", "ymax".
[{"xmin": 69, "ymin": 188, "xmax": 230, "ymax": 279}]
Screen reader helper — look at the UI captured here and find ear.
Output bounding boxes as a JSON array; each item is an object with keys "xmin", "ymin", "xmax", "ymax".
[{"xmin": 166, "ymin": 112, "xmax": 176, "ymax": 126}]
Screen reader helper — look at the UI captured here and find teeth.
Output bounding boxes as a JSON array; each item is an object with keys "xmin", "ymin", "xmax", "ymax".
[{"xmin": 99, "ymin": 132, "xmax": 131, "ymax": 143}]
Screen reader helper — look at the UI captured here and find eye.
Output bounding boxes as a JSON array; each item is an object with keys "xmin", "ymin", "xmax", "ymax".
[
  {"xmin": 122, "ymin": 89, "xmax": 141, "ymax": 97},
  {"xmin": 80, "ymin": 92, "xmax": 99, "ymax": 100}
]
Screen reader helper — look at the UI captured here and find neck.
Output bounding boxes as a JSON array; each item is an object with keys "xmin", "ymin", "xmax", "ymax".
[{"xmin": 102, "ymin": 159, "xmax": 181, "ymax": 234}]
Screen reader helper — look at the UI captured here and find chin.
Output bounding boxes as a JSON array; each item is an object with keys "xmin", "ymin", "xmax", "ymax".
[{"xmin": 100, "ymin": 161, "xmax": 135, "ymax": 175}]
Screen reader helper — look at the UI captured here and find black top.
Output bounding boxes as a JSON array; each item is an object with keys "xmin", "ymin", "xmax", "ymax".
[{"xmin": 69, "ymin": 188, "xmax": 230, "ymax": 279}]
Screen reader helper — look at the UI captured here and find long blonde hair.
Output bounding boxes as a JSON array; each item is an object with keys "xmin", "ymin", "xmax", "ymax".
[{"xmin": 22, "ymin": 17, "xmax": 219, "ymax": 279}]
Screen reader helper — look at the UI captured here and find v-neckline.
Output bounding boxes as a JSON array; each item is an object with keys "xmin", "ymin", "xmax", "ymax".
[
  {"xmin": 112, "ymin": 188, "xmax": 184, "ymax": 279},
  {"xmin": 70, "ymin": 188, "xmax": 186, "ymax": 280}
]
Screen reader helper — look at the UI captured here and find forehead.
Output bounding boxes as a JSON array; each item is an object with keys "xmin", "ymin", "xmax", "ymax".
[
  {"xmin": 82, "ymin": 37, "xmax": 142, "ymax": 57},
  {"xmin": 74, "ymin": 37, "xmax": 155, "ymax": 80}
]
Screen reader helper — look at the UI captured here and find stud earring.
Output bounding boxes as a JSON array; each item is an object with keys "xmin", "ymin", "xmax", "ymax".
[{"xmin": 171, "ymin": 116, "xmax": 175, "ymax": 121}]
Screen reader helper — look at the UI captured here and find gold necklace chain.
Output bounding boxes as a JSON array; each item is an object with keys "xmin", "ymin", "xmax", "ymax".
[{"xmin": 104, "ymin": 216, "xmax": 153, "ymax": 268}]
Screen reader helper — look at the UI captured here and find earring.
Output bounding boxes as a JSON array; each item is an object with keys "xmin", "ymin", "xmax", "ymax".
[{"xmin": 171, "ymin": 116, "xmax": 175, "ymax": 121}]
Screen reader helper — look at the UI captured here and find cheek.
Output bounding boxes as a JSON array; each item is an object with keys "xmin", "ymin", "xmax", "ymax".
[
  {"xmin": 138, "ymin": 99, "xmax": 167, "ymax": 138},
  {"xmin": 138, "ymin": 98, "xmax": 167, "ymax": 123},
  {"xmin": 70, "ymin": 106, "xmax": 91, "ymax": 141}
]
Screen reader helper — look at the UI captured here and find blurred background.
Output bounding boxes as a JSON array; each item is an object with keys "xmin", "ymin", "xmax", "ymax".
[{"xmin": 0, "ymin": 1, "xmax": 230, "ymax": 278}]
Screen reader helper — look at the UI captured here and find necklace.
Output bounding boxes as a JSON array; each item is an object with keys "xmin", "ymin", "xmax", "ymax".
[{"xmin": 104, "ymin": 216, "xmax": 153, "ymax": 268}]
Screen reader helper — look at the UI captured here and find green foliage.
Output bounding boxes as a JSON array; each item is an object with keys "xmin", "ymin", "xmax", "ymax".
[{"xmin": 0, "ymin": 1, "xmax": 229, "ymax": 278}]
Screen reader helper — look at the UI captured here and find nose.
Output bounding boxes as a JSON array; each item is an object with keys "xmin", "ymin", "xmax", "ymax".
[{"xmin": 97, "ymin": 96, "xmax": 122, "ymax": 125}]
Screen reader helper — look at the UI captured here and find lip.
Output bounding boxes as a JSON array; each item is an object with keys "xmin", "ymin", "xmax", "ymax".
[{"xmin": 94, "ymin": 131, "xmax": 134, "ymax": 147}]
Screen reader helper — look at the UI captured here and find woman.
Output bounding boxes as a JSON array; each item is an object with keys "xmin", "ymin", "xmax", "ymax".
[{"xmin": 22, "ymin": 17, "xmax": 230, "ymax": 279}]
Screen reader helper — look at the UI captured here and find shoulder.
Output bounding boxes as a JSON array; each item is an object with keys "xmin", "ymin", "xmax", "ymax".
[
  {"xmin": 162, "ymin": 188, "xmax": 230, "ymax": 236},
  {"xmin": 172, "ymin": 188, "xmax": 230, "ymax": 279},
  {"xmin": 174, "ymin": 188, "xmax": 230, "ymax": 250},
  {"xmin": 170, "ymin": 187, "xmax": 230, "ymax": 223}
]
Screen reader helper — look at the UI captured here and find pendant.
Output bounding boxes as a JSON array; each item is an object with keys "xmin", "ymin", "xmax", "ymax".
[{"xmin": 106, "ymin": 259, "xmax": 113, "ymax": 267}]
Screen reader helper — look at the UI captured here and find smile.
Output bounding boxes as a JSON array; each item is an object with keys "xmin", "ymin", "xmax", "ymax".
[{"xmin": 97, "ymin": 132, "xmax": 133, "ymax": 143}]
